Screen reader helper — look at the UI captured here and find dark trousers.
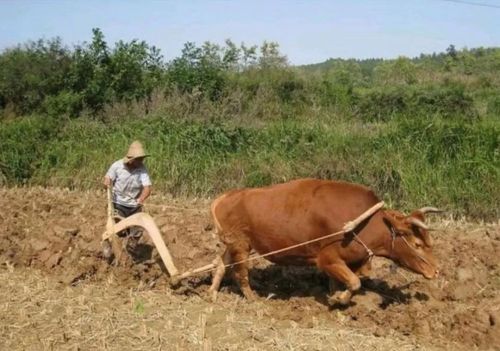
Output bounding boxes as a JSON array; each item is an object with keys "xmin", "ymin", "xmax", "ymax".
[{"xmin": 113, "ymin": 203, "xmax": 143, "ymax": 238}]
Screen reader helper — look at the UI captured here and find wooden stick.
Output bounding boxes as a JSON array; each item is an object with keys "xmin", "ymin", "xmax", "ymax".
[
  {"xmin": 105, "ymin": 187, "xmax": 114, "ymax": 237},
  {"xmin": 342, "ymin": 201, "xmax": 385, "ymax": 232},
  {"xmin": 173, "ymin": 262, "xmax": 218, "ymax": 281}
]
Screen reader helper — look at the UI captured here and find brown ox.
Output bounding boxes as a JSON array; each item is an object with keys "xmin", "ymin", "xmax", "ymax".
[{"xmin": 209, "ymin": 178, "xmax": 440, "ymax": 305}]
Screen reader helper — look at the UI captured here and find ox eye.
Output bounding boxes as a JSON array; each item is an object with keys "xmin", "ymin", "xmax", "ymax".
[{"xmin": 414, "ymin": 241, "xmax": 424, "ymax": 249}]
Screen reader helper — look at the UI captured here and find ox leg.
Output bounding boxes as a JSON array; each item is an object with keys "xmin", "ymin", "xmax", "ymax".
[
  {"xmin": 320, "ymin": 262, "xmax": 361, "ymax": 306},
  {"xmin": 329, "ymin": 260, "xmax": 372, "ymax": 295},
  {"xmin": 230, "ymin": 244, "xmax": 257, "ymax": 301},
  {"xmin": 208, "ymin": 249, "xmax": 231, "ymax": 302}
]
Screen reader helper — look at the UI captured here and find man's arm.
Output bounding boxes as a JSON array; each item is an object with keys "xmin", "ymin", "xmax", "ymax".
[
  {"xmin": 137, "ymin": 169, "xmax": 152, "ymax": 205},
  {"xmin": 137, "ymin": 186, "xmax": 151, "ymax": 205},
  {"xmin": 104, "ymin": 161, "xmax": 118, "ymax": 188},
  {"xmin": 103, "ymin": 175, "xmax": 112, "ymax": 188}
]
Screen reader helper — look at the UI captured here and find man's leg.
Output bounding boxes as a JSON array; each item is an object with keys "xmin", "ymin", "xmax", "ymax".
[{"xmin": 112, "ymin": 203, "xmax": 143, "ymax": 252}]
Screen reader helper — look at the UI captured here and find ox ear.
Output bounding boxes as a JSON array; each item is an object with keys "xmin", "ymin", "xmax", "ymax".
[
  {"xmin": 405, "ymin": 216, "xmax": 433, "ymax": 247},
  {"xmin": 382, "ymin": 212, "xmax": 413, "ymax": 236},
  {"xmin": 410, "ymin": 206, "xmax": 441, "ymax": 233}
]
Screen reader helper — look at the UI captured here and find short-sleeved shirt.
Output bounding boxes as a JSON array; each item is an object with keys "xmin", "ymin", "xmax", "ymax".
[{"xmin": 106, "ymin": 160, "xmax": 152, "ymax": 208}]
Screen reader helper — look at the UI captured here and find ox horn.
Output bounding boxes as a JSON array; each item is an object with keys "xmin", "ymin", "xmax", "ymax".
[
  {"xmin": 407, "ymin": 217, "xmax": 430, "ymax": 230},
  {"xmin": 418, "ymin": 207, "xmax": 443, "ymax": 214}
]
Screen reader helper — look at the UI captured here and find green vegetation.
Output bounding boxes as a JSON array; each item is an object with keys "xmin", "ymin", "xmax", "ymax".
[{"xmin": 0, "ymin": 30, "xmax": 499, "ymax": 219}]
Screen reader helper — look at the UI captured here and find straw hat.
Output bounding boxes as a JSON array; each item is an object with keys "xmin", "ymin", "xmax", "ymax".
[{"xmin": 124, "ymin": 141, "xmax": 149, "ymax": 162}]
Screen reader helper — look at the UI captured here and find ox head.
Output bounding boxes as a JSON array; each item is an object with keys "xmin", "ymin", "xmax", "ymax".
[{"xmin": 382, "ymin": 207, "xmax": 441, "ymax": 279}]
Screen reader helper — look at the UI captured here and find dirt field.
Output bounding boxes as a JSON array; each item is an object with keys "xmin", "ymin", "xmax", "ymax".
[{"xmin": 0, "ymin": 187, "xmax": 499, "ymax": 350}]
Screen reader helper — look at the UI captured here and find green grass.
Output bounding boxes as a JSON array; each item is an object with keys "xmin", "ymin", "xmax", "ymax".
[{"xmin": 1, "ymin": 113, "xmax": 498, "ymax": 220}]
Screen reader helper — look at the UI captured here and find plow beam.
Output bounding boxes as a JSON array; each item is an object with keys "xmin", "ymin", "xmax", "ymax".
[{"xmin": 102, "ymin": 212, "xmax": 179, "ymax": 277}]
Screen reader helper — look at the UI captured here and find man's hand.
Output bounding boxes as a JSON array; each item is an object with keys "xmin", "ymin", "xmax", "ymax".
[
  {"xmin": 137, "ymin": 186, "xmax": 151, "ymax": 206},
  {"xmin": 103, "ymin": 176, "xmax": 111, "ymax": 189}
]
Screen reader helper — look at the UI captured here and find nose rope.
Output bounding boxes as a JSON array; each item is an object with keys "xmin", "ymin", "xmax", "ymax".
[
  {"xmin": 400, "ymin": 235, "xmax": 434, "ymax": 267},
  {"xmin": 389, "ymin": 225, "xmax": 434, "ymax": 268}
]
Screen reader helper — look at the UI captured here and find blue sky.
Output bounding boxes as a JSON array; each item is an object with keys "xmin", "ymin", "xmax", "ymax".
[{"xmin": 0, "ymin": 0, "xmax": 498, "ymax": 65}]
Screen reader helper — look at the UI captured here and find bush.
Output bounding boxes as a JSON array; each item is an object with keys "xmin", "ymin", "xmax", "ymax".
[
  {"xmin": 0, "ymin": 117, "xmax": 57, "ymax": 182},
  {"xmin": 412, "ymin": 84, "xmax": 475, "ymax": 117},
  {"xmin": 42, "ymin": 91, "xmax": 83, "ymax": 117},
  {"xmin": 354, "ymin": 84, "xmax": 476, "ymax": 121},
  {"xmin": 354, "ymin": 87, "xmax": 409, "ymax": 121},
  {"xmin": 315, "ymin": 79, "xmax": 354, "ymax": 109}
]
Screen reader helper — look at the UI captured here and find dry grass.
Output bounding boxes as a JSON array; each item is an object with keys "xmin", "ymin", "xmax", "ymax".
[{"xmin": 0, "ymin": 266, "xmax": 443, "ymax": 351}]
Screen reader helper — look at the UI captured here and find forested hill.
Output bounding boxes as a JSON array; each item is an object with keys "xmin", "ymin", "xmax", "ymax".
[{"xmin": 300, "ymin": 46, "xmax": 500, "ymax": 77}]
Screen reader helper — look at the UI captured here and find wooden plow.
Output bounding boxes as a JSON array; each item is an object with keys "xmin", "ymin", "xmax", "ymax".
[{"xmin": 102, "ymin": 187, "xmax": 384, "ymax": 283}]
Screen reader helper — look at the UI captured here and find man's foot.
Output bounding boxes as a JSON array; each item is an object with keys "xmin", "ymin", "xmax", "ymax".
[
  {"xmin": 101, "ymin": 240, "xmax": 113, "ymax": 260},
  {"xmin": 126, "ymin": 235, "xmax": 140, "ymax": 253}
]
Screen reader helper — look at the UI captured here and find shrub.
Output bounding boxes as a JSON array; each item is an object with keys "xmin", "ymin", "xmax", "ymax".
[
  {"xmin": 0, "ymin": 117, "xmax": 57, "ymax": 182},
  {"xmin": 42, "ymin": 91, "xmax": 83, "ymax": 117},
  {"xmin": 411, "ymin": 84, "xmax": 475, "ymax": 118},
  {"xmin": 354, "ymin": 84, "xmax": 476, "ymax": 121},
  {"xmin": 354, "ymin": 87, "xmax": 409, "ymax": 121}
]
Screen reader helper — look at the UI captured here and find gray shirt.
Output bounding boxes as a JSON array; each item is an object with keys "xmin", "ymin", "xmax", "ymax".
[{"xmin": 106, "ymin": 160, "xmax": 152, "ymax": 207}]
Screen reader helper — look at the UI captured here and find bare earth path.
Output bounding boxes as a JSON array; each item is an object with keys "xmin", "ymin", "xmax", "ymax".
[{"xmin": 0, "ymin": 187, "xmax": 499, "ymax": 350}]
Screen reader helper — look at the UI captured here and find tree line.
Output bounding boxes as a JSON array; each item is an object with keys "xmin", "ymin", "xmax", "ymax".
[
  {"xmin": 1, "ymin": 28, "xmax": 499, "ymax": 121},
  {"xmin": 0, "ymin": 28, "xmax": 288, "ymax": 118}
]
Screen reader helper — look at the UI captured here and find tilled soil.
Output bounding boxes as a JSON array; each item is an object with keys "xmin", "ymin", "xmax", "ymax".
[{"xmin": 0, "ymin": 187, "xmax": 499, "ymax": 350}]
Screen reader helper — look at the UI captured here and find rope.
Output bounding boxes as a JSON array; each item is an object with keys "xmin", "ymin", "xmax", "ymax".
[
  {"xmin": 174, "ymin": 228, "xmax": 349, "ymax": 280},
  {"xmin": 223, "ymin": 229, "xmax": 348, "ymax": 269},
  {"xmin": 352, "ymin": 232, "xmax": 374, "ymax": 260},
  {"xmin": 401, "ymin": 236, "xmax": 434, "ymax": 267},
  {"xmin": 177, "ymin": 226, "xmax": 374, "ymax": 279}
]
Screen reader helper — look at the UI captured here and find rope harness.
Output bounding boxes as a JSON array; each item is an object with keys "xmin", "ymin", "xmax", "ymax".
[
  {"xmin": 401, "ymin": 236, "xmax": 433, "ymax": 267},
  {"xmin": 172, "ymin": 202, "xmax": 385, "ymax": 280},
  {"xmin": 352, "ymin": 230, "xmax": 374, "ymax": 261},
  {"xmin": 221, "ymin": 228, "xmax": 366, "ymax": 272},
  {"xmin": 181, "ymin": 214, "xmax": 381, "ymax": 279},
  {"xmin": 195, "ymin": 212, "xmax": 434, "ymax": 278},
  {"xmin": 389, "ymin": 226, "xmax": 433, "ymax": 268}
]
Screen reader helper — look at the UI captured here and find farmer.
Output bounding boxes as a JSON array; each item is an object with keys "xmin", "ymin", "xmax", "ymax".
[{"xmin": 102, "ymin": 140, "xmax": 152, "ymax": 257}]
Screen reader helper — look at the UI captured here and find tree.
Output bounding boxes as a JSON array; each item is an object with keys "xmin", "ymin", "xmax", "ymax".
[
  {"xmin": 0, "ymin": 38, "xmax": 71, "ymax": 114},
  {"xmin": 258, "ymin": 41, "xmax": 288, "ymax": 69},
  {"xmin": 446, "ymin": 44, "xmax": 457, "ymax": 60},
  {"xmin": 373, "ymin": 57, "xmax": 417, "ymax": 85}
]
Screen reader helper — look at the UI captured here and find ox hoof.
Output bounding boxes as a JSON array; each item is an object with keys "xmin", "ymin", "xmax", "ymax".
[
  {"xmin": 242, "ymin": 290, "xmax": 258, "ymax": 301},
  {"xmin": 328, "ymin": 290, "xmax": 352, "ymax": 306}
]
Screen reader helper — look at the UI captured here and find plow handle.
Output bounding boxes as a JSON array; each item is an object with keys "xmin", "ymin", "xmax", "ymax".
[{"xmin": 104, "ymin": 187, "xmax": 115, "ymax": 239}]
